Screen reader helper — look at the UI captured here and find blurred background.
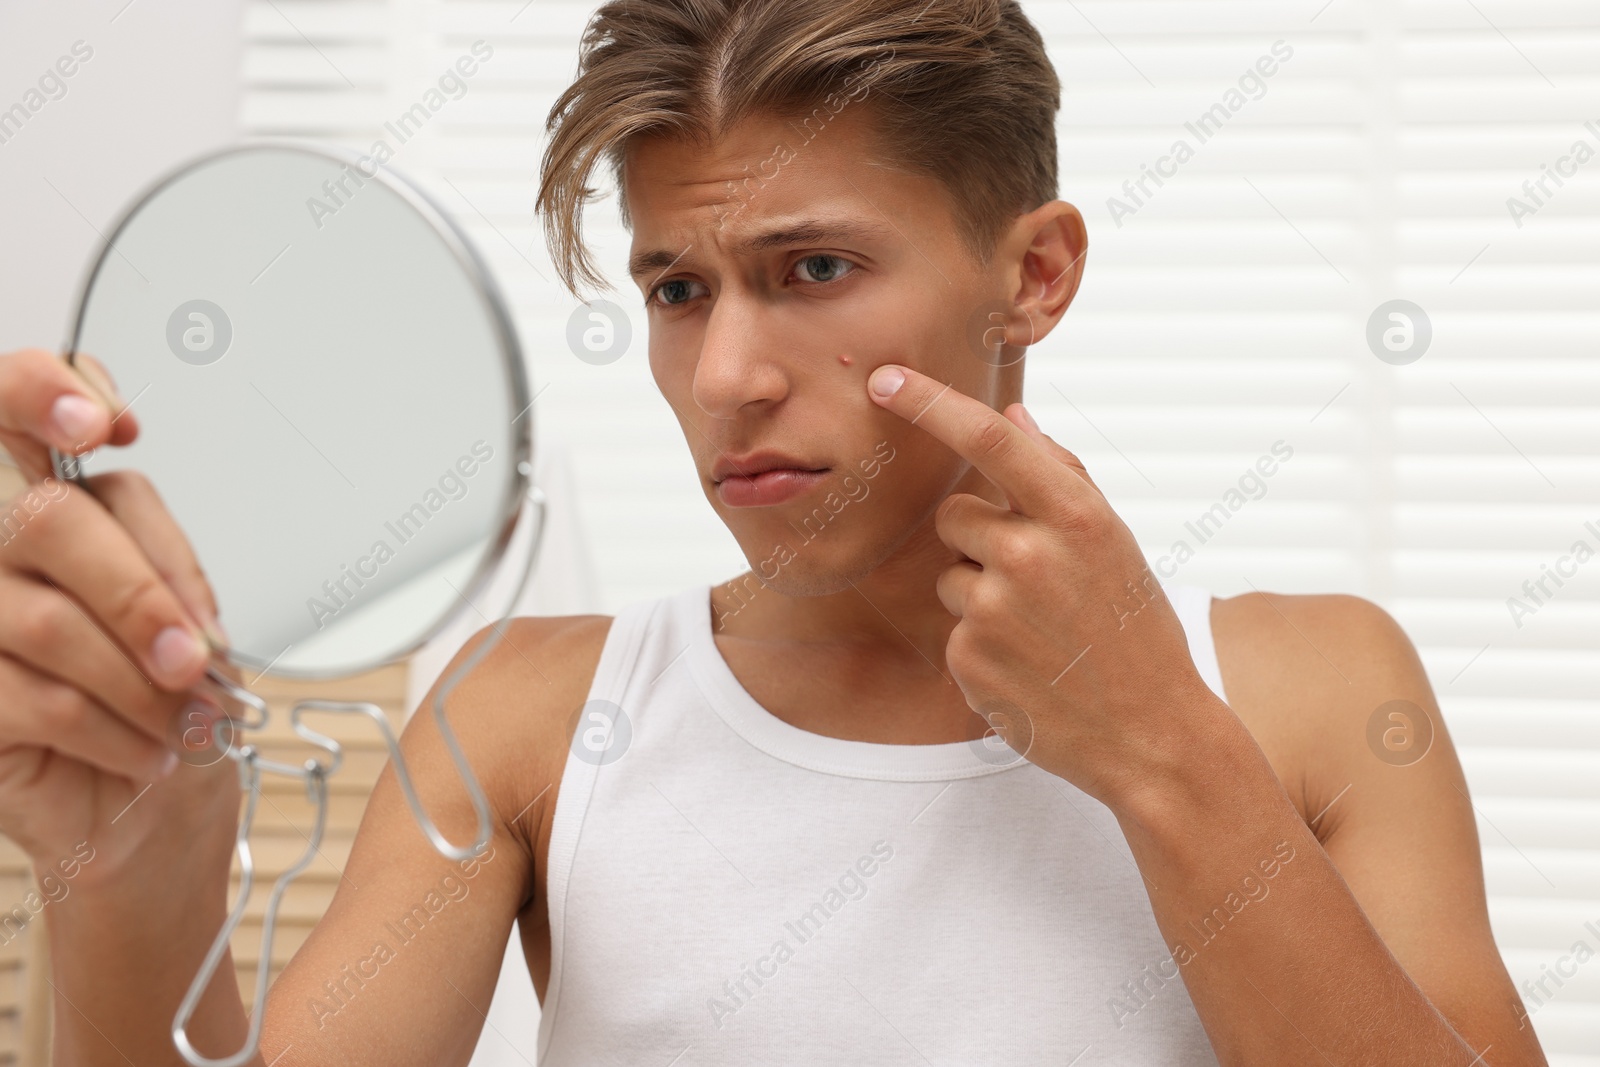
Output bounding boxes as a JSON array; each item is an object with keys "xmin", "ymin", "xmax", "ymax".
[{"xmin": 0, "ymin": 0, "xmax": 1596, "ymax": 1063}]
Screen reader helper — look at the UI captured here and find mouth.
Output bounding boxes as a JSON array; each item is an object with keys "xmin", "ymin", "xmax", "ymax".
[{"xmin": 712, "ymin": 452, "xmax": 831, "ymax": 508}]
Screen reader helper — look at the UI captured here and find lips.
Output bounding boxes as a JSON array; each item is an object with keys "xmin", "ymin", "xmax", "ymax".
[
  {"xmin": 710, "ymin": 451, "xmax": 827, "ymax": 485},
  {"xmin": 711, "ymin": 451, "xmax": 830, "ymax": 508}
]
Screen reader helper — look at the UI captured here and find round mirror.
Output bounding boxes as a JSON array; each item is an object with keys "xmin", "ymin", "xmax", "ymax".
[{"xmin": 50, "ymin": 141, "xmax": 533, "ymax": 678}]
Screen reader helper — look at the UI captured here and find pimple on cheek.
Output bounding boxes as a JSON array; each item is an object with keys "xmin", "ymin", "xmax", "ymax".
[{"xmin": 838, "ymin": 353, "xmax": 853, "ymax": 367}]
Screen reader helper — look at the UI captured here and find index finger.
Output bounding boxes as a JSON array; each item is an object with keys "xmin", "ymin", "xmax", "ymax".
[
  {"xmin": 6, "ymin": 481, "xmax": 213, "ymax": 693},
  {"xmin": 87, "ymin": 469, "xmax": 225, "ymax": 645},
  {"xmin": 0, "ymin": 349, "xmax": 137, "ymax": 482},
  {"xmin": 866, "ymin": 363, "xmax": 1064, "ymax": 515}
]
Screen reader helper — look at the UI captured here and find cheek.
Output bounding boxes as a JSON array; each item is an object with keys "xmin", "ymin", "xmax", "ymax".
[
  {"xmin": 846, "ymin": 317, "xmax": 979, "ymax": 407},
  {"xmin": 650, "ymin": 336, "xmax": 710, "ymax": 427},
  {"xmin": 859, "ymin": 435, "xmax": 963, "ymax": 518},
  {"xmin": 647, "ymin": 334, "xmax": 679, "ymax": 392}
]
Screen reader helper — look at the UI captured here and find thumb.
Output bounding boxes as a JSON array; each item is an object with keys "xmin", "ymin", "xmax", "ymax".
[{"xmin": 73, "ymin": 353, "xmax": 140, "ymax": 444}]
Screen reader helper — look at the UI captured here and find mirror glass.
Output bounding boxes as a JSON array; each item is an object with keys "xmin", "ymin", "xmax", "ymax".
[{"xmin": 57, "ymin": 142, "xmax": 531, "ymax": 678}]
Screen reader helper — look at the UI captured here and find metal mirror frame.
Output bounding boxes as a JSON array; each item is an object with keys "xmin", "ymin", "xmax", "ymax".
[{"xmin": 48, "ymin": 137, "xmax": 535, "ymax": 680}]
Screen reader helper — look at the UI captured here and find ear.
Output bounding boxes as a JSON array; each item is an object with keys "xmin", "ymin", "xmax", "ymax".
[{"xmin": 1001, "ymin": 201, "xmax": 1088, "ymax": 349}]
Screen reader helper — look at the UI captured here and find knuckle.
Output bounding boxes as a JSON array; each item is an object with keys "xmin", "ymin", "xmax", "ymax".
[
  {"xmin": 965, "ymin": 580, "xmax": 1008, "ymax": 621},
  {"xmin": 0, "ymin": 486, "xmax": 60, "ymax": 552},
  {"xmin": 993, "ymin": 529, "xmax": 1039, "ymax": 571},
  {"xmin": 15, "ymin": 479, "xmax": 79, "ymax": 539},
  {"xmin": 966, "ymin": 414, "xmax": 1017, "ymax": 464},
  {"xmin": 946, "ymin": 624, "xmax": 978, "ymax": 671},
  {"xmin": 14, "ymin": 594, "xmax": 73, "ymax": 653},
  {"xmin": 1054, "ymin": 494, "xmax": 1103, "ymax": 535},
  {"xmin": 935, "ymin": 493, "xmax": 970, "ymax": 528},
  {"xmin": 37, "ymin": 680, "xmax": 90, "ymax": 736},
  {"xmin": 105, "ymin": 571, "xmax": 171, "ymax": 635}
]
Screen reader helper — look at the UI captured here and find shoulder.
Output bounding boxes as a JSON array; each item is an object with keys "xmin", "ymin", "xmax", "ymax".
[
  {"xmin": 445, "ymin": 613, "xmax": 615, "ymax": 724},
  {"xmin": 1210, "ymin": 590, "xmax": 1417, "ymax": 685},
  {"xmin": 424, "ymin": 613, "xmax": 615, "ymax": 856},
  {"xmin": 1207, "ymin": 590, "xmax": 1436, "ymax": 835}
]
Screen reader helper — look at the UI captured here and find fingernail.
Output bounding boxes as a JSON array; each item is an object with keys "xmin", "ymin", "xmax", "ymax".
[
  {"xmin": 1019, "ymin": 405, "xmax": 1040, "ymax": 431},
  {"xmin": 158, "ymin": 749, "xmax": 179, "ymax": 778},
  {"xmin": 204, "ymin": 615, "xmax": 230, "ymax": 648},
  {"xmin": 869, "ymin": 366, "xmax": 905, "ymax": 399},
  {"xmin": 151, "ymin": 625, "xmax": 207, "ymax": 678},
  {"xmin": 51, "ymin": 394, "xmax": 102, "ymax": 443}
]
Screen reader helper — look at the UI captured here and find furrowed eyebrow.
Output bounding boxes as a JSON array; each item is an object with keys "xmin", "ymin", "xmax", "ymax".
[{"xmin": 627, "ymin": 218, "xmax": 894, "ymax": 280}]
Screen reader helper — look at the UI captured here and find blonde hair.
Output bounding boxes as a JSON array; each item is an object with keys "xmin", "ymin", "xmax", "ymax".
[{"xmin": 536, "ymin": 0, "xmax": 1061, "ymax": 299}]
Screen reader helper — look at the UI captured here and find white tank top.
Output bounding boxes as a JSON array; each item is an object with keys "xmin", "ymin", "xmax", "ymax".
[{"xmin": 537, "ymin": 582, "xmax": 1228, "ymax": 1065}]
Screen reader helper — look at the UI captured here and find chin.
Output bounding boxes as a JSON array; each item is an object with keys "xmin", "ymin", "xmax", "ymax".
[{"xmin": 723, "ymin": 504, "xmax": 930, "ymax": 600}]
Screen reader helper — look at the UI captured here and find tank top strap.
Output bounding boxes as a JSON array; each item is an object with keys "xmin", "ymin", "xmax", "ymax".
[{"xmin": 539, "ymin": 589, "xmax": 676, "ymax": 1048}]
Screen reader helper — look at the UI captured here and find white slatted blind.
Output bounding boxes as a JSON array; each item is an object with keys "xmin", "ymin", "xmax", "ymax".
[{"xmin": 240, "ymin": 1, "xmax": 1599, "ymax": 1061}]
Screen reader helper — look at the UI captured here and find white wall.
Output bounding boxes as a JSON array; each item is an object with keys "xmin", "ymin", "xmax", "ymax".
[{"xmin": 0, "ymin": 0, "xmax": 244, "ymax": 353}]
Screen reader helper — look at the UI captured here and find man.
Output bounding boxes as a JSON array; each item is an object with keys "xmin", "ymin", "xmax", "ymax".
[{"xmin": 1, "ymin": 0, "xmax": 1545, "ymax": 1064}]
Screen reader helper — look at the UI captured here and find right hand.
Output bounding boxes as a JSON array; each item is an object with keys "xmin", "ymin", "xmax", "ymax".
[{"xmin": 0, "ymin": 348, "xmax": 236, "ymax": 883}]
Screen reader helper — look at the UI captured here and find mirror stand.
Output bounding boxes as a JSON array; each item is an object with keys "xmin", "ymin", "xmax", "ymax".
[{"xmin": 169, "ymin": 484, "xmax": 548, "ymax": 1067}]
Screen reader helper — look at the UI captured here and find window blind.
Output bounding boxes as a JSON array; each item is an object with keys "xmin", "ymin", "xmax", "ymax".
[{"xmin": 240, "ymin": 1, "xmax": 1600, "ymax": 1061}]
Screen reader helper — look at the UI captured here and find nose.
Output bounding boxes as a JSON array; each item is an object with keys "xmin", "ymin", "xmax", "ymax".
[{"xmin": 690, "ymin": 293, "xmax": 790, "ymax": 419}]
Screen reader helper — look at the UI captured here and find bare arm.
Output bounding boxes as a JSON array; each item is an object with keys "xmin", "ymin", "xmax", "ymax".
[
  {"xmin": 1113, "ymin": 593, "xmax": 1546, "ymax": 1066},
  {"xmin": 46, "ymin": 614, "xmax": 600, "ymax": 1067},
  {"xmin": 259, "ymin": 614, "xmax": 602, "ymax": 1065}
]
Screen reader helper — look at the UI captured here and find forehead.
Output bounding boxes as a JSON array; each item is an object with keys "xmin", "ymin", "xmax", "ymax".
[{"xmin": 620, "ymin": 105, "xmax": 951, "ymax": 277}]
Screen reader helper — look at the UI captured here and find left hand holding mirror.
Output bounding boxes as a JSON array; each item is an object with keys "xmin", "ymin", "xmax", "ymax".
[{"xmin": 48, "ymin": 141, "xmax": 541, "ymax": 1067}]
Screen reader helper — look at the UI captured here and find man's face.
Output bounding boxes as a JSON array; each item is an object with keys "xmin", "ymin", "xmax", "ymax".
[{"xmin": 623, "ymin": 106, "xmax": 1027, "ymax": 596}]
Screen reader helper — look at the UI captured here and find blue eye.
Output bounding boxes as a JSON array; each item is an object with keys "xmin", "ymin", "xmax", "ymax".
[
  {"xmin": 794, "ymin": 254, "xmax": 854, "ymax": 283},
  {"xmin": 648, "ymin": 279, "xmax": 703, "ymax": 307}
]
